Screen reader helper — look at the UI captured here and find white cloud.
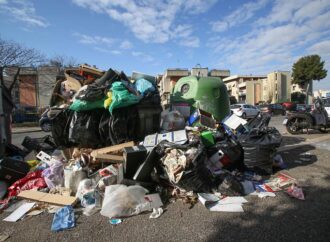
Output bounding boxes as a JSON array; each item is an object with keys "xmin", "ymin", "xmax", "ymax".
[
  {"xmin": 0, "ymin": 0, "xmax": 49, "ymax": 28},
  {"xmin": 211, "ymin": 0, "xmax": 269, "ymax": 32},
  {"xmin": 208, "ymin": 0, "xmax": 330, "ymax": 76},
  {"xmin": 72, "ymin": 0, "xmax": 216, "ymax": 45},
  {"xmin": 132, "ymin": 51, "xmax": 154, "ymax": 62},
  {"xmin": 93, "ymin": 47, "xmax": 122, "ymax": 55},
  {"xmin": 120, "ymin": 40, "xmax": 133, "ymax": 49},
  {"xmin": 73, "ymin": 33, "xmax": 115, "ymax": 46},
  {"xmin": 179, "ymin": 36, "xmax": 200, "ymax": 48}
]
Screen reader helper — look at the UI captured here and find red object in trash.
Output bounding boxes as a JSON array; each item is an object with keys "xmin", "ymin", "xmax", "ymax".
[
  {"xmin": 7, "ymin": 170, "xmax": 47, "ymax": 198},
  {"xmin": 220, "ymin": 154, "xmax": 231, "ymax": 167}
]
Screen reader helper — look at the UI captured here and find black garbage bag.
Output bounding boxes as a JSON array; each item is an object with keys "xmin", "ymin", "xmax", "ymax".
[
  {"xmin": 22, "ymin": 135, "xmax": 57, "ymax": 154},
  {"xmin": 69, "ymin": 109, "xmax": 104, "ymax": 148},
  {"xmin": 75, "ymin": 83, "xmax": 106, "ymax": 102},
  {"xmin": 156, "ymin": 141, "xmax": 215, "ymax": 193},
  {"xmin": 209, "ymin": 135, "xmax": 244, "ymax": 171},
  {"xmin": 99, "ymin": 110, "xmax": 112, "ymax": 147},
  {"xmin": 109, "ymin": 105, "xmax": 139, "ymax": 144},
  {"xmin": 50, "ymin": 109, "xmax": 73, "ymax": 148},
  {"xmin": 238, "ymin": 127, "xmax": 282, "ymax": 175}
]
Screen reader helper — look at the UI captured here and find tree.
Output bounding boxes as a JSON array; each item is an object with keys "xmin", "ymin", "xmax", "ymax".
[
  {"xmin": 48, "ymin": 55, "xmax": 78, "ymax": 69},
  {"xmin": 0, "ymin": 37, "xmax": 45, "ymax": 90},
  {"xmin": 0, "ymin": 38, "xmax": 45, "ymax": 150},
  {"xmin": 292, "ymin": 55, "xmax": 327, "ymax": 104}
]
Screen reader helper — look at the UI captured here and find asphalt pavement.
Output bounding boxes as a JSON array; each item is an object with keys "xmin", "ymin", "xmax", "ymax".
[{"xmin": 1, "ymin": 115, "xmax": 330, "ymax": 242}]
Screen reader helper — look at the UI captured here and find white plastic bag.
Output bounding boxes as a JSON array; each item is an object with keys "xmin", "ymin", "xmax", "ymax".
[{"xmin": 100, "ymin": 185, "xmax": 148, "ymax": 218}]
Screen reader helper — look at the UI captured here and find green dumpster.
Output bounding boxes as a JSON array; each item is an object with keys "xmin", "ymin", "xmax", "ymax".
[{"xmin": 170, "ymin": 76, "xmax": 230, "ymax": 121}]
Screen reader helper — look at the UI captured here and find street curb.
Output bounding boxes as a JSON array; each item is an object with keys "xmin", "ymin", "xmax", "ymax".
[
  {"xmin": 278, "ymin": 135, "xmax": 330, "ymax": 152},
  {"xmin": 12, "ymin": 129, "xmax": 42, "ymax": 134}
]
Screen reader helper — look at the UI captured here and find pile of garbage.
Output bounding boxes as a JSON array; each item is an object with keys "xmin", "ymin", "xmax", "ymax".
[
  {"xmin": 49, "ymin": 66, "xmax": 162, "ymax": 147},
  {"xmin": 0, "ymin": 67, "xmax": 305, "ymax": 232}
]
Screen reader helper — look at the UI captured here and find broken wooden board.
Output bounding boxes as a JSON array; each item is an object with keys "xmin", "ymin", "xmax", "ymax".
[
  {"xmin": 18, "ymin": 190, "xmax": 77, "ymax": 206},
  {"xmin": 91, "ymin": 141, "xmax": 134, "ymax": 158},
  {"xmin": 95, "ymin": 154, "xmax": 124, "ymax": 162}
]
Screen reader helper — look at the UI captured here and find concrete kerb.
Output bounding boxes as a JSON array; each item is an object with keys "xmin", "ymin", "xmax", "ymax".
[
  {"xmin": 12, "ymin": 127, "xmax": 42, "ymax": 134},
  {"xmin": 278, "ymin": 134, "xmax": 330, "ymax": 152}
]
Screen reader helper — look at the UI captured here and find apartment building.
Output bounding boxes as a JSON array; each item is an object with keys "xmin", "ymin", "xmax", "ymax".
[
  {"xmin": 223, "ymin": 75, "xmax": 266, "ymax": 104},
  {"xmin": 158, "ymin": 68, "xmax": 189, "ymax": 107},
  {"xmin": 264, "ymin": 71, "xmax": 291, "ymax": 103}
]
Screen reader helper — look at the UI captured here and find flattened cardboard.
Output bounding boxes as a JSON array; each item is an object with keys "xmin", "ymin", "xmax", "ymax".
[
  {"xmin": 95, "ymin": 154, "xmax": 124, "ymax": 162},
  {"xmin": 91, "ymin": 141, "xmax": 134, "ymax": 158},
  {"xmin": 18, "ymin": 190, "xmax": 77, "ymax": 206}
]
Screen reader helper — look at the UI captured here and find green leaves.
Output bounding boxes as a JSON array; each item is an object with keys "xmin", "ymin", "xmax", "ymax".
[{"xmin": 292, "ymin": 55, "xmax": 327, "ymax": 85}]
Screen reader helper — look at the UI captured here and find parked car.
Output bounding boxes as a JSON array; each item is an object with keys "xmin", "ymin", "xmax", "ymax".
[
  {"xmin": 258, "ymin": 104, "xmax": 286, "ymax": 115},
  {"xmin": 281, "ymin": 102, "xmax": 296, "ymax": 111},
  {"xmin": 230, "ymin": 104, "xmax": 259, "ymax": 119},
  {"xmin": 322, "ymin": 98, "xmax": 330, "ymax": 118}
]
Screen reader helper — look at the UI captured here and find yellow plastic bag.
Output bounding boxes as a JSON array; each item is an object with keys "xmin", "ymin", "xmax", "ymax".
[{"xmin": 104, "ymin": 91, "xmax": 112, "ymax": 108}]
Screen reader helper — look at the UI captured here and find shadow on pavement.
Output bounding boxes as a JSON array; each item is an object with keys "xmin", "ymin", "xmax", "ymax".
[
  {"xmin": 206, "ymin": 173, "xmax": 330, "ymax": 242},
  {"xmin": 281, "ymin": 135, "xmax": 306, "ymax": 146},
  {"xmin": 279, "ymin": 145, "xmax": 317, "ymax": 169}
]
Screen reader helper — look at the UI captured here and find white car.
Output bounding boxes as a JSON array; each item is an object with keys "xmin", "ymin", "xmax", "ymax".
[
  {"xmin": 230, "ymin": 104, "xmax": 259, "ymax": 119},
  {"xmin": 323, "ymin": 98, "xmax": 330, "ymax": 118}
]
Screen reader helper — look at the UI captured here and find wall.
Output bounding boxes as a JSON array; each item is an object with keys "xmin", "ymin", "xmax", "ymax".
[{"xmin": 19, "ymin": 74, "xmax": 37, "ymax": 106}]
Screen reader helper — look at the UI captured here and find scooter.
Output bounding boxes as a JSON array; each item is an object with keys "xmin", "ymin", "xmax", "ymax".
[{"xmin": 283, "ymin": 98, "xmax": 329, "ymax": 134}]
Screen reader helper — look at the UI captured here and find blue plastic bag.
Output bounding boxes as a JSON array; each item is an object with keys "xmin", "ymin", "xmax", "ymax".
[
  {"xmin": 135, "ymin": 78, "xmax": 155, "ymax": 96},
  {"xmin": 51, "ymin": 205, "xmax": 75, "ymax": 232}
]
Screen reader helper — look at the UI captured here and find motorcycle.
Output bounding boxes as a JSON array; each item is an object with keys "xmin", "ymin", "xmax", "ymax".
[{"xmin": 283, "ymin": 98, "xmax": 329, "ymax": 134}]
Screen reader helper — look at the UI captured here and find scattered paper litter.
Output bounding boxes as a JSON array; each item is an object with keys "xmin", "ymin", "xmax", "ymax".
[
  {"xmin": 27, "ymin": 209, "xmax": 44, "ymax": 216},
  {"xmin": 251, "ymin": 191, "xmax": 276, "ymax": 198},
  {"xmin": 3, "ymin": 202, "xmax": 36, "ymax": 222},
  {"xmin": 198, "ymin": 194, "xmax": 247, "ymax": 213},
  {"xmin": 287, "ymin": 184, "xmax": 305, "ymax": 200},
  {"xmin": 208, "ymin": 204, "xmax": 244, "ymax": 212},
  {"xmin": 217, "ymin": 196, "xmax": 248, "ymax": 205}
]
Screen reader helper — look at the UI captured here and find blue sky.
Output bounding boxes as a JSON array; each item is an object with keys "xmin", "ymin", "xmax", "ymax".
[{"xmin": 0, "ymin": 0, "xmax": 330, "ymax": 90}]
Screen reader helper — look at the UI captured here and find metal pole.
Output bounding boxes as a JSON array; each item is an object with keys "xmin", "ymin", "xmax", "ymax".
[{"xmin": 0, "ymin": 80, "xmax": 6, "ymax": 158}]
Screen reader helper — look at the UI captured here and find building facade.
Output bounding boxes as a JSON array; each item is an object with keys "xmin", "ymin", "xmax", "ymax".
[{"xmin": 223, "ymin": 75, "xmax": 266, "ymax": 104}]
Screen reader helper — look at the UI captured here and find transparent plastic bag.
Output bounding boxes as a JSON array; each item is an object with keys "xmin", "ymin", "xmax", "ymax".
[
  {"xmin": 161, "ymin": 110, "xmax": 185, "ymax": 131},
  {"xmin": 100, "ymin": 185, "xmax": 148, "ymax": 218}
]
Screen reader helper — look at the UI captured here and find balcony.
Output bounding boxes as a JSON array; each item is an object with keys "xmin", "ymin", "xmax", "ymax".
[
  {"xmin": 238, "ymin": 82, "xmax": 246, "ymax": 88},
  {"xmin": 238, "ymin": 90, "xmax": 246, "ymax": 96}
]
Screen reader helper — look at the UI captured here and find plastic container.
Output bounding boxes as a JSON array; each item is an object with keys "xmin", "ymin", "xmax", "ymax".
[{"xmin": 171, "ymin": 76, "xmax": 230, "ymax": 121}]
